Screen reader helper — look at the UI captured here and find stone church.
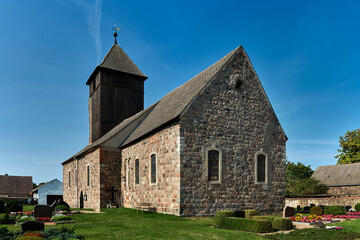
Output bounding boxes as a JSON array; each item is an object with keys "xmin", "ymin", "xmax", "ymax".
[{"xmin": 62, "ymin": 37, "xmax": 287, "ymax": 216}]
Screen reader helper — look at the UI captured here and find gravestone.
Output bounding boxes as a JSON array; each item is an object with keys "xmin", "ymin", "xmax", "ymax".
[
  {"xmin": 344, "ymin": 205, "xmax": 352, "ymax": 212},
  {"xmin": 50, "ymin": 199, "xmax": 70, "ymax": 210},
  {"xmin": 303, "ymin": 206, "xmax": 311, "ymax": 213},
  {"xmin": 283, "ymin": 206, "xmax": 295, "ymax": 217},
  {"xmin": 34, "ymin": 205, "xmax": 52, "ymax": 218},
  {"xmin": 315, "ymin": 220, "xmax": 326, "ymax": 228},
  {"xmin": 21, "ymin": 220, "xmax": 44, "ymax": 232}
]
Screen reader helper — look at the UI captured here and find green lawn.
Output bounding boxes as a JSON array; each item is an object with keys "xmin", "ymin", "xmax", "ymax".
[
  {"xmin": 7, "ymin": 207, "xmax": 360, "ymax": 240},
  {"xmin": 70, "ymin": 208, "xmax": 263, "ymax": 240}
]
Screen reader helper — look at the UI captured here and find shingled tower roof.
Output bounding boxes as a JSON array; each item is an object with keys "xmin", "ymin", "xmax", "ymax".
[{"xmin": 86, "ymin": 43, "xmax": 147, "ymax": 85}]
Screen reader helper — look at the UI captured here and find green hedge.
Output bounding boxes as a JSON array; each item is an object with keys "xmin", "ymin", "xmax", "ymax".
[
  {"xmin": 272, "ymin": 218, "xmax": 293, "ymax": 230},
  {"xmin": 0, "ymin": 213, "xmax": 9, "ymax": 224},
  {"xmin": 324, "ymin": 206, "xmax": 346, "ymax": 215},
  {"xmin": 55, "ymin": 205, "xmax": 70, "ymax": 211},
  {"xmin": 244, "ymin": 209, "xmax": 259, "ymax": 219},
  {"xmin": 220, "ymin": 217, "xmax": 273, "ymax": 233},
  {"xmin": 355, "ymin": 203, "xmax": 360, "ymax": 212},
  {"xmin": 213, "ymin": 211, "xmax": 235, "ymax": 228}
]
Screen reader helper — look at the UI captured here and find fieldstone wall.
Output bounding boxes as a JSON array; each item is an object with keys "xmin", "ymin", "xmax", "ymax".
[
  {"xmin": 328, "ymin": 186, "xmax": 360, "ymax": 196},
  {"xmin": 121, "ymin": 124, "xmax": 181, "ymax": 215},
  {"xmin": 99, "ymin": 147, "xmax": 121, "ymax": 208},
  {"xmin": 179, "ymin": 47, "xmax": 287, "ymax": 216},
  {"xmin": 286, "ymin": 197, "xmax": 360, "ymax": 208},
  {"xmin": 62, "ymin": 148, "xmax": 101, "ymax": 211}
]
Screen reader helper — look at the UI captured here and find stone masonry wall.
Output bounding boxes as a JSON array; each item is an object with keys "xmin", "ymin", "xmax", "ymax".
[
  {"xmin": 327, "ymin": 186, "xmax": 360, "ymax": 196},
  {"xmin": 286, "ymin": 197, "xmax": 360, "ymax": 208},
  {"xmin": 121, "ymin": 124, "xmax": 181, "ymax": 215},
  {"xmin": 63, "ymin": 148, "xmax": 101, "ymax": 211},
  {"xmin": 99, "ymin": 147, "xmax": 122, "ymax": 208},
  {"xmin": 179, "ymin": 48, "xmax": 287, "ymax": 216}
]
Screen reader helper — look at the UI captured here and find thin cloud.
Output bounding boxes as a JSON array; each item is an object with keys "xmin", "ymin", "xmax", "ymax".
[{"xmin": 74, "ymin": 0, "xmax": 103, "ymax": 63}]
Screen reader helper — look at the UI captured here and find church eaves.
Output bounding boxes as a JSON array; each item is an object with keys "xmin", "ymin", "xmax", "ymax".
[{"xmin": 86, "ymin": 43, "xmax": 147, "ymax": 85}]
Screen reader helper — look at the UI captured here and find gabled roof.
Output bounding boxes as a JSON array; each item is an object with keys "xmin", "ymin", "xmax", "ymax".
[
  {"xmin": 312, "ymin": 163, "xmax": 360, "ymax": 186},
  {"xmin": 32, "ymin": 179, "xmax": 62, "ymax": 193},
  {"xmin": 121, "ymin": 47, "xmax": 239, "ymax": 146},
  {"xmin": 65, "ymin": 45, "xmax": 287, "ymax": 164},
  {"xmin": 63, "ymin": 102, "xmax": 158, "ymax": 164},
  {"xmin": 86, "ymin": 43, "xmax": 147, "ymax": 85},
  {"xmin": 0, "ymin": 175, "xmax": 32, "ymax": 196},
  {"xmin": 64, "ymin": 47, "xmax": 238, "ymax": 164}
]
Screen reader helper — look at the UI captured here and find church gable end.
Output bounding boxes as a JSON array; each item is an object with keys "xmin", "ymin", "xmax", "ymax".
[{"xmin": 179, "ymin": 46, "xmax": 287, "ymax": 216}]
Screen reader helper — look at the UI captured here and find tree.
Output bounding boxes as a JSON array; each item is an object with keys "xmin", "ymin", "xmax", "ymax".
[
  {"xmin": 286, "ymin": 162, "xmax": 314, "ymax": 179},
  {"xmin": 286, "ymin": 161, "xmax": 328, "ymax": 197},
  {"xmin": 335, "ymin": 129, "xmax": 360, "ymax": 164}
]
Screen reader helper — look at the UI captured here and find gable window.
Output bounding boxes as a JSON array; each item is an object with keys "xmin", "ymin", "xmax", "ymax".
[
  {"xmin": 255, "ymin": 152, "xmax": 268, "ymax": 184},
  {"xmin": 150, "ymin": 154, "xmax": 156, "ymax": 184},
  {"xmin": 87, "ymin": 165, "xmax": 90, "ymax": 186},
  {"xmin": 135, "ymin": 159, "xmax": 140, "ymax": 185},
  {"xmin": 208, "ymin": 150, "xmax": 220, "ymax": 181},
  {"xmin": 205, "ymin": 147, "xmax": 222, "ymax": 183},
  {"xmin": 68, "ymin": 171, "xmax": 71, "ymax": 187}
]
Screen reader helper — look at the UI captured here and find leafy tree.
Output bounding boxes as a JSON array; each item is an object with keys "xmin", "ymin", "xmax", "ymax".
[
  {"xmin": 335, "ymin": 129, "xmax": 360, "ymax": 164},
  {"xmin": 286, "ymin": 161, "xmax": 328, "ymax": 197},
  {"xmin": 286, "ymin": 162, "xmax": 314, "ymax": 179}
]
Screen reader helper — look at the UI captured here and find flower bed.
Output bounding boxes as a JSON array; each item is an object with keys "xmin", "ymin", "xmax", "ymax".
[{"xmin": 290, "ymin": 213, "xmax": 322, "ymax": 223}]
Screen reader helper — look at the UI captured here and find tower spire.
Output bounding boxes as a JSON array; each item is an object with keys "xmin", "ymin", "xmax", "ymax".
[{"xmin": 113, "ymin": 21, "xmax": 121, "ymax": 44}]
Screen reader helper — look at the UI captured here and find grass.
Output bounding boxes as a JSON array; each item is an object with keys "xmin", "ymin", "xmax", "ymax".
[
  {"xmin": 22, "ymin": 205, "xmax": 35, "ymax": 211},
  {"xmin": 7, "ymin": 207, "xmax": 360, "ymax": 239},
  {"xmin": 70, "ymin": 208, "xmax": 264, "ymax": 240}
]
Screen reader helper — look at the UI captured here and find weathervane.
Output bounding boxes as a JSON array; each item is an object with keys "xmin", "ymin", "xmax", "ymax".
[{"xmin": 113, "ymin": 21, "xmax": 121, "ymax": 44}]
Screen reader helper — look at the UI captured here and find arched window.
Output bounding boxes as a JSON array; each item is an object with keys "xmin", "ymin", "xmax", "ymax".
[
  {"xmin": 87, "ymin": 165, "xmax": 90, "ymax": 187},
  {"xmin": 150, "ymin": 154, "xmax": 157, "ymax": 184},
  {"xmin": 205, "ymin": 147, "xmax": 222, "ymax": 183},
  {"xmin": 135, "ymin": 159, "xmax": 140, "ymax": 185},
  {"xmin": 208, "ymin": 150, "xmax": 220, "ymax": 181},
  {"xmin": 255, "ymin": 152, "xmax": 268, "ymax": 184},
  {"xmin": 68, "ymin": 171, "xmax": 71, "ymax": 187}
]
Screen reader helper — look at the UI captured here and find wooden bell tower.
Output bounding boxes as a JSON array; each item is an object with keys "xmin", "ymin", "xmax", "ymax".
[{"xmin": 86, "ymin": 34, "xmax": 147, "ymax": 143}]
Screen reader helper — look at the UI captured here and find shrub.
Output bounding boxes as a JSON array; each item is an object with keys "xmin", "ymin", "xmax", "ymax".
[
  {"xmin": 43, "ymin": 227, "xmax": 79, "ymax": 239},
  {"xmin": 244, "ymin": 209, "xmax": 259, "ymax": 218},
  {"xmin": 51, "ymin": 214, "xmax": 72, "ymax": 222},
  {"xmin": 272, "ymin": 218, "xmax": 293, "ymax": 230},
  {"xmin": 213, "ymin": 211, "xmax": 235, "ymax": 228},
  {"xmin": 4, "ymin": 200, "xmax": 21, "ymax": 213},
  {"xmin": 17, "ymin": 215, "xmax": 36, "ymax": 223},
  {"xmin": 0, "ymin": 213, "xmax": 9, "ymax": 224},
  {"xmin": 0, "ymin": 199, "xmax": 4, "ymax": 214},
  {"xmin": 16, "ymin": 236, "xmax": 44, "ymax": 240},
  {"xmin": 252, "ymin": 215, "xmax": 278, "ymax": 222},
  {"xmin": 55, "ymin": 205, "xmax": 70, "ymax": 212},
  {"xmin": 219, "ymin": 217, "xmax": 272, "ymax": 233},
  {"xmin": 355, "ymin": 203, "xmax": 360, "ymax": 212},
  {"xmin": 324, "ymin": 206, "xmax": 346, "ymax": 215},
  {"xmin": 310, "ymin": 206, "xmax": 323, "ymax": 216},
  {"xmin": 0, "ymin": 225, "xmax": 9, "ymax": 236}
]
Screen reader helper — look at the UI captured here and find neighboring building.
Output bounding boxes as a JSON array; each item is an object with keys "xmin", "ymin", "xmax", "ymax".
[
  {"xmin": 0, "ymin": 174, "xmax": 32, "ymax": 199},
  {"xmin": 312, "ymin": 163, "xmax": 360, "ymax": 196},
  {"xmin": 32, "ymin": 179, "xmax": 63, "ymax": 205},
  {"xmin": 62, "ymin": 36, "xmax": 287, "ymax": 216}
]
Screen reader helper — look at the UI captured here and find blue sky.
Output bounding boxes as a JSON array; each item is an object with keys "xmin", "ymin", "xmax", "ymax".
[{"xmin": 1, "ymin": 0, "xmax": 359, "ymax": 184}]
